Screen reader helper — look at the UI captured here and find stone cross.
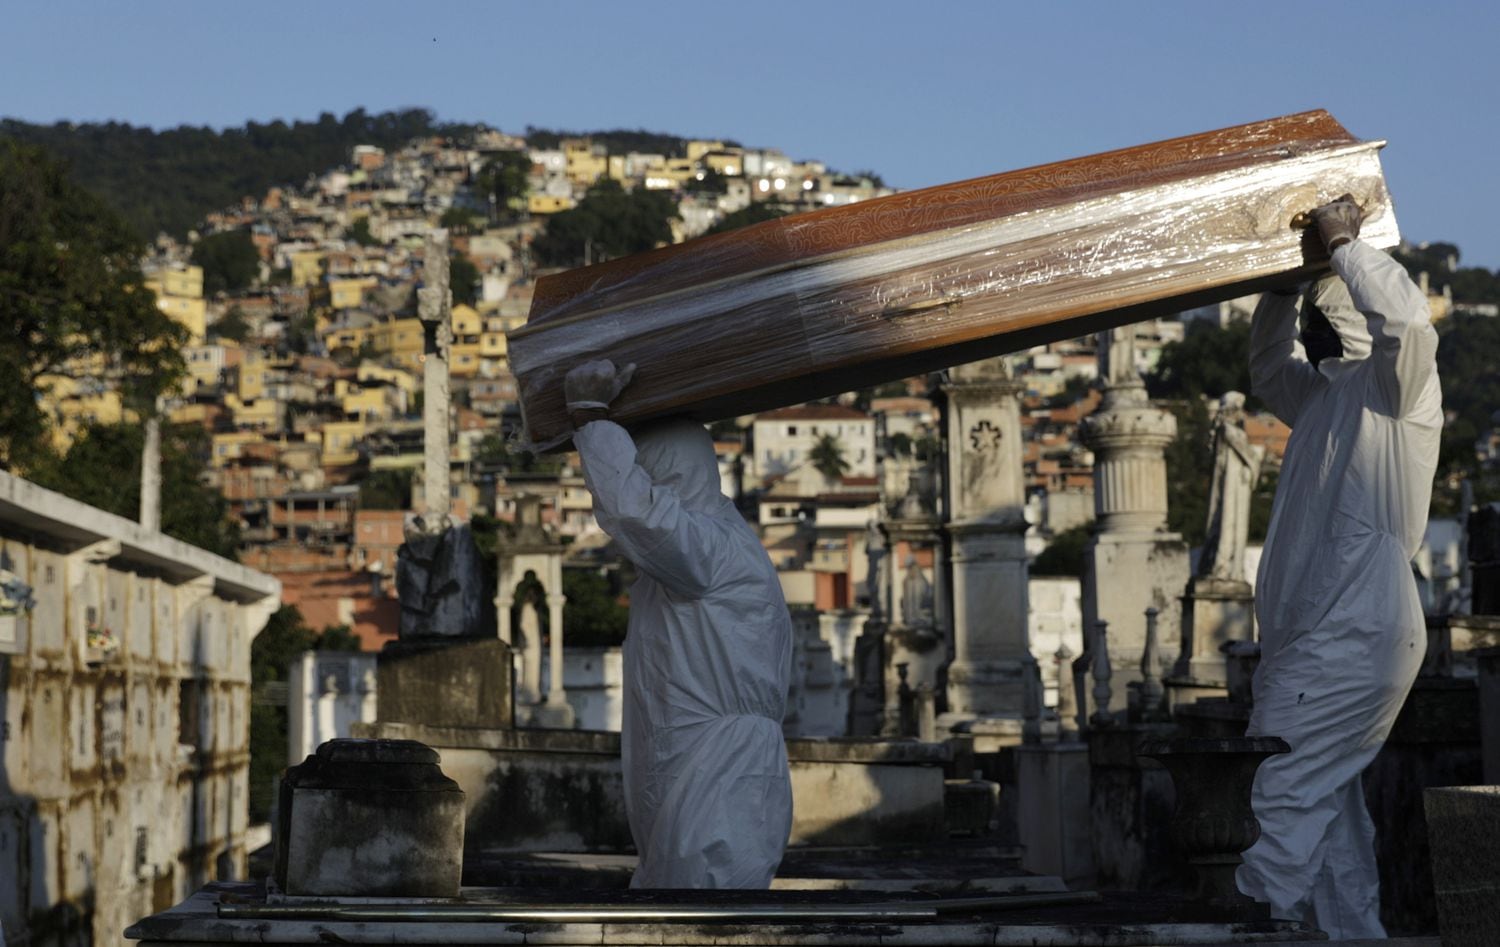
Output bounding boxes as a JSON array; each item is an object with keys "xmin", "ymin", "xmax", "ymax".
[{"xmin": 1198, "ymin": 392, "xmax": 1264, "ymax": 582}]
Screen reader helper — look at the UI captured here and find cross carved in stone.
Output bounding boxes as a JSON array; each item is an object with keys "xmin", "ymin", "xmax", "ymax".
[{"xmin": 969, "ymin": 419, "xmax": 1002, "ymax": 451}]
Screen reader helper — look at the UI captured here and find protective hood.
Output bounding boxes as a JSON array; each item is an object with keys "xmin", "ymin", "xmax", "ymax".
[
  {"xmin": 1306, "ymin": 273, "xmax": 1372, "ymax": 366},
  {"xmin": 633, "ymin": 417, "xmax": 726, "ymax": 513}
]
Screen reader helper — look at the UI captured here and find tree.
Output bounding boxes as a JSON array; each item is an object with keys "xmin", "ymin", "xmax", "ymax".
[
  {"xmin": 0, "ymin": 140, "xmax": 188, "ymax": 470},
  {"xmin": 1146, "ymin": 319, "xmax": 1259, "ymax": 407},
  {"xmin": 440, "ymin": 206, "xmax": 480, "ymax": 233},
  {"xmin": 450, "ymin": 254, "xmax": 480, "ymax": 307},
  {"xmin": 562, "ymin": 569, "xmax": 630, "ymax": 647},
  {"xmin": 358, "ymin": 467, "xmax": 412, "ymax": 510},
  {"xmin": 1032, "ymin": 524, "xmax": 1091, "ymax": 577},
  {"xmin": 192, "ymin": 229, "xmax": 260, "ymax": 295},
  {"xmin": 1, "ymin": 108, "xmax": 469, "ymax": 240},
  {"xmin": 26, "ymin": 421, "xmax": 241, "ymax": 558},
  {"xmin": 348, "ymin": 216, "xmax": 379, "ymax": 247},
  {"xmin": 532, "ymin": 178, "xmax": 679, "ymax": 267},
  {"xmin": 474, "ymin": 151, "xmax": 531, "ymax": 221},
  {"xmin": 685, "ymin": 169, "xmax": 730, "ymax": 195},
  {"xmin": 809, "ymin": 433, "xmax": 850, "ymax": 483},
  {"xmin": 706, "ymin": 202, "xmax": 787, "ymax": 236},
  {"xmin": 248, "ymin": 605, "xmax": 366, "ymax": 821},
  {"xmin": 211, "ymin": 305, "xmax": 252, "ymax": 343}
]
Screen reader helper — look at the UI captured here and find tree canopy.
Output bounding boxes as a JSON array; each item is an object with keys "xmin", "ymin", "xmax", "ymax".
[
  {"xmin": 474, "ymin": 150, "xmax": 531, "ymax": 221},
  {"xmin": 1145, "ymin": 319, "xmax": 1259, "ymax": 408},
  {"xmin": 26, "ymin": 421, "xmax": 241, "ymax": 558},
  {"xmin": 532, "ymin": 178, "xmax": 678, "ymax": 267},
  {"xmin": 192, "ymin": 228, "xmax": 260, "ymax": 295},
  {"xmin": 705, "ymin": 202, "xmax": 787, "ymax": 236},
  {"xmin": 809, "ymin": 434, "xmax": 850, "ymax": 482},
  {"xmin": 0, "ymin": 139, "xmax": 187, "ymax": 470},
  {"xmin": 1, "ymin": 108, "xmax": 468, "ymax": 240},
  {"xmin": 450, "ymin": 254, "xmax": 481, "ymax": 307}
]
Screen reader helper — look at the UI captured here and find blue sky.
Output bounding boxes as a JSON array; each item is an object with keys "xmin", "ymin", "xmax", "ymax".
[{"xmin": 4, "ymin": 1, "xmax": 1496, "ymax": 268}]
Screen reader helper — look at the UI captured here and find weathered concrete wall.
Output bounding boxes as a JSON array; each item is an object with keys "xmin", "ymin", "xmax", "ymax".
[
  {"xmin": 358, "ymin": 722, "xmax": 950, "ymax": 859},
  {"xmin": 0, "ymin": 472, "xmax": 279, "ymax": 946}
]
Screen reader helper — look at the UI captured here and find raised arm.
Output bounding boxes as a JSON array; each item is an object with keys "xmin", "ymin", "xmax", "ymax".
[
  {"xmin": 1249, "ymin": 288, "xmax": 1322, "ymax": 427},
  {"xmin": 1330, "ymin": 239, "xmax": 1439, "ymax": 419},
  {"xmin": 573, "ymin": 419, "xmax": 718, "ymax": 598}
]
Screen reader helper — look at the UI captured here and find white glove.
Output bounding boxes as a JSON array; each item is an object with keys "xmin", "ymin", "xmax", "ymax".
[
  {"xmin": 564, "ymin": 359, "xmax": 637, "ymax": 412},
  {"xmin": 1309, "ymin": 194, "xmax": 1364, "ymax": 253}
]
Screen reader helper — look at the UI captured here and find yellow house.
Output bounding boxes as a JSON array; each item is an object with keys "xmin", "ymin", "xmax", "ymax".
[
  {"xmin": 145, "ymin": 265, "xmax": 208, "ymax": 342},
  {"xmin": 322, "ymin": 322, "xmax": 370, "ymax": 353},
  {"xmin": 329, "ymin": 276, "xmax": 379, "ymax": 310},
  {"xmin": 155, "ymin": 294, "xmax": 207, "ymax": 342},
  {"xmin": 480, "ymin": 318, "xmax": 508, "ymax": 361},
  {"xmin": 335, "ymin": 379, "xmax": 390, "ymax": 420},
  {"xmin": 291, "ymin": 251, "xmax": 326, "ymax": 288},
  {"xmin": 686, "ymin": 140, "xmax": 726, "ymax": 163},
  {"xmin": 367, "ymin": 317, "xmax": 425, "ymax": 372},
  {"xmin": 210, "ymin": 431, "xmax": 264, "ymax": 468},
  {"xmin": 233, "ymin": 350, "xmax": 270, "ymax": 402},
  {"xmin": 321, "ymin": 420, "xmax": 367, "ymax": 467},
  {"xmin": 357, "ymin": 362, "xmax": 418, "ymax": 397},
  {"xmin": 563, "ymin": 138, "xmax": 608, "ymax": 185},
  {"xmin": 226, "ymin": 394, "xmax": 279, "ymax": 430},
  {"xmin": 450, "ymin": 304, "xmax": 483, "ymax": 378},
  {"xmin": 528, "ymin": 194, "xmax": 574, "ymax": 215},
  {"xmin": 704, "ymin": 151, "xmax": 745, "ymax": 176}
]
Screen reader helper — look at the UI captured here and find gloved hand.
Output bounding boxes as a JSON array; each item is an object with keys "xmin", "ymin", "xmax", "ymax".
[
  {"xmin": 565, "ymin": 359, "xmax": 636, "ymax": 414},
  {"xmin": 1309, "ymin": 194, "xmax": 1364, "ymax": 253}
]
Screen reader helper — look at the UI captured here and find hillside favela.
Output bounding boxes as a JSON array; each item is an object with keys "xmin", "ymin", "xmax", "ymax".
[{"xmin": 3, "ymin": 106, "xmax": 1499, "ymax": 947}]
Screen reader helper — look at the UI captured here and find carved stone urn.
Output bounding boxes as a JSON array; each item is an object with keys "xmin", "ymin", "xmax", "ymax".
[{"xmin": 1138, "ymin": 736, "xmax": 1289, "ymax": 918}]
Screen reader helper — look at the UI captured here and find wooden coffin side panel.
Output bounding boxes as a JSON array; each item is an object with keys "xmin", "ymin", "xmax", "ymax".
[
  {"xmin": 511, "ymin": 143, "xmax": 1396, "ymax": 450},
  {"xmin": 525, "ymin": 110, "xmax": 1355, "ymax": 326}
]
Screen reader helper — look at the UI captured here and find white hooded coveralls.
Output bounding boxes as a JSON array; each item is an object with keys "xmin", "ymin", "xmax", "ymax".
[
  {"xmin": 573, "ymin": 417, "xmax": 793, "ymax": 888},
  {"xmin": 1237, "ymin": 240, "xmax": 1442, "ymax": 937}
]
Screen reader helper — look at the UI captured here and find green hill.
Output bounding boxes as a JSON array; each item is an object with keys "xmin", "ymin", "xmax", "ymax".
[{"xmin": 0, "ymin": 108, "xmax": 471, "ymax": 241}]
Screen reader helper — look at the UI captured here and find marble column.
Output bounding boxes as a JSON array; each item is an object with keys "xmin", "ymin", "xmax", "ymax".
[
  {"xmin": 940, "ymin": 356, "xmax": 1031, "ymax": 731},
  {"xmin": 1079, "ymin": 327, "xmax": 1188, "ymax": 714}
]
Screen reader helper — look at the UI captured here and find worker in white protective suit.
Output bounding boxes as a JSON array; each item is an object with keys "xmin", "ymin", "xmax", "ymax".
[
  {"xmin": 562, "ymin": 359, "xmax": 794, "ymax": 888},
  {"xmin": 1237, "ymin": 195, "xmax": 1442, "ymax": 937}
]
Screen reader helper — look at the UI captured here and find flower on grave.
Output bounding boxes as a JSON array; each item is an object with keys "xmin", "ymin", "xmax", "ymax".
[
  {"xmin": 0, "ymin": 570, "xmax": 36, "ymax": 616},
  {"xmin": 86, "ymin": 620, "xmax": 119, "ymax": 653}
]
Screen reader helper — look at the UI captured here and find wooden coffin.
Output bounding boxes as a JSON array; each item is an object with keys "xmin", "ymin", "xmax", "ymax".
[{"xmin": 510, "ymin": 110, "xmax": 1398, "ymax": 449}]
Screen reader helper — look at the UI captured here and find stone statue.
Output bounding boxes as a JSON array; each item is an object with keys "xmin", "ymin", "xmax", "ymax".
[
  {"xmin": 1101, "ymin": 325, "xmax": 1139, "ymax": 387},
  {"xmin": 900, "ymin": 555, "xmax": 934, "ymax": 628},
  {"xmin": 1198, "ymin": 392, "xmax": 1264, "ymax": 583}
]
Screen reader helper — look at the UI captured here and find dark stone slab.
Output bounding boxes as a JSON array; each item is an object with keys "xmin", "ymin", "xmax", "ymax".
[
  {"xmin": 275, "ymin": 738, "xmax": 465, "ymax": 898},
  {"xmin": 377, "ymin": 636, "xmax": 514, "ymax": 730},
  {"xmin": 1424, "ymin": 786, "xmax": 1500, "ymax": 947}
]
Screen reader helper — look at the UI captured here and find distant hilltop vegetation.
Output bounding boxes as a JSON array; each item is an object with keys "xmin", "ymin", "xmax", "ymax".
[{"xmin": 0, "ymin": 109, "xmax": 741, "ymax": 244}]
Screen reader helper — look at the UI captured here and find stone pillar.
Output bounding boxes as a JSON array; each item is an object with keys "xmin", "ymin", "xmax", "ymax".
[
  {"xmin": 533, "ymin": 590, "xmax": 575, "ymax": 728},
  {"xmin": 140, "ymin": 412, "xmax": 162, "ymax": 532},
  {"xmin": 940, "ymin": 356, "xmax": 1030, "ymax": 728},
  {"xmin": 417, "ymin": 229, "xmax": 452, "ymax": 522},
  {"xmin": 1079, "ymin": 327, "xmax": 1188, "ymax": 714}
]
